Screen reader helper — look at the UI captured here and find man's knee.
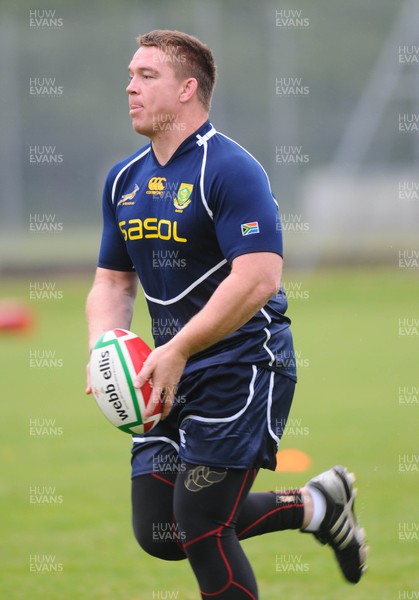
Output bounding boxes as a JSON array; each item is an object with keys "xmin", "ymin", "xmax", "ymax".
[
  {"xmin": 132, "ymin": 518, "xmax": 185, "ymax": 561},
  {"xmin": 131, "ymin": 474, "xmax": 185, "ymax": 562}
]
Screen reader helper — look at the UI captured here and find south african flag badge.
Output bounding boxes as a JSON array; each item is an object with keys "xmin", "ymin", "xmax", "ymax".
[{"xmin": 241, "ymin": 221, "xmax": 260, "ymax": 236}]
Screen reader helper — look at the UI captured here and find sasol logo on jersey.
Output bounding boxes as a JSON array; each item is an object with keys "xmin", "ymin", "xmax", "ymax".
[
  {"xmin": 146, "ymin": 177, "xmax": 166, "ymax": 195},
  {"xmin": 119, "ymin": 218, "xmax": 187, "ymax": 243},
  {"xmin": 117, "ymin": 184, "xmax": 139, "ymax": 207}
]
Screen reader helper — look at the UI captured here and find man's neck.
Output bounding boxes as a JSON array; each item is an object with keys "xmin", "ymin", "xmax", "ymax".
[{"xmin": 150, "ymin": 114, "xmax": 208, "ymax": 166}]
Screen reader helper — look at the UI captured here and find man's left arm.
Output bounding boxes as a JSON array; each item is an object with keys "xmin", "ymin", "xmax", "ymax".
[{"xmin": 135, "ymin": 251, "xmax": 282, "ymax": 417}]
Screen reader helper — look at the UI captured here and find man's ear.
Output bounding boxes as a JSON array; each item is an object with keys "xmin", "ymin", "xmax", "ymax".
[{"xmin": 179, "ymin": 78, "xmax": 198, "ymax": 103}]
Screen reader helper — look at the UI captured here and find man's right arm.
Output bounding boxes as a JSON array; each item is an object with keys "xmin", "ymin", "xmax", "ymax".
[{"xmin": 85, "ymin": 267, "xmax": 138, "ymax": 394}]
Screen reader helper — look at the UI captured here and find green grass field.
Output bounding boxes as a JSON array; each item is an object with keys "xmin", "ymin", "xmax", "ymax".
[{"xmin": 1, "ymin": 267, "xmax": 418, "ymax": 599}]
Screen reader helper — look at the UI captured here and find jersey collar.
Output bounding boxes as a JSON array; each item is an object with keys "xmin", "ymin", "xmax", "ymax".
[
  {"xmin": 196, "ymin": 125, "xmax": 217, "ymax": 146},
  {"xmin": 150, "ymin": 120, "xmax": 215, "ymax": 167}
]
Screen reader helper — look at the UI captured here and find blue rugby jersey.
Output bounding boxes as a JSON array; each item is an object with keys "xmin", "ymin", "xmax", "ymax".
[{"xmin": 98, "ymin": 120, "xmax": 297, "ymax": 380}]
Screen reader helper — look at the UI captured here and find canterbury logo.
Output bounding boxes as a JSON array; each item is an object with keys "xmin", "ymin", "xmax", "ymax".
[
  {"xmin": 147, "ymin": 177, "xmax": 166, "ymax": 193},
  {"xmin": 184, "ymin": 466, "xmax": 227, "ymax": 492}
]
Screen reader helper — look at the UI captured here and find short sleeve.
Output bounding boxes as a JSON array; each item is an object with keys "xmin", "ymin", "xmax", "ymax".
[
  {"xmin": 97, "ymin": 173, "xmax": 135, "ymax": 272},
  {"xmin": 207, "ymin": 153, "xmax": 283, "ymax": 263}
]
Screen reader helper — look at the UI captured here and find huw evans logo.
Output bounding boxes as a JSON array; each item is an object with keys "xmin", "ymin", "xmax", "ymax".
[
  {"xmin": 276, "ymin": 145, "xmax": 309, "ymax": 164},
  {"xmin": 275, "ymin": 9, "xmax": 310, "ymax": 28},
  {"xmin": 29, "ymin": 9, "xmax": 63, "ymax": 28},
  {"xmin": 29, "ymin": 554, "xmax": 63, "ymax": 573},
  {"xmin": 398, "ymin": 386, "xmax": 419, "ymax": 405},
  {"xmin": 29, "ymin": 146, "xmax": 63, "ymax": 165},
  {"xmin": 152, "ymin": 113, "xmax": 186, "ymax": 132},
  {"xmin": 399, "ymin": 318, "xmax": 419, "ymax": 336},
  {"xmin": 29, "ymin": 486, "xmax": 63, "ymax": 505},
  {"xmin": 281, "ymin": 281, "xmax": 310, "ymax": 300},
  {"xmin": 399, "ymin": 114, "xmax": 419, "ymax": 132},
  {"xmin": 29, "ymin": 282, "xmax": 63, "ymax": 301},
  {"xmin": 399, "ymin": 250, "xmax": 419, "ymax": 268},
  {"xmin": 29, "ymin": 78, "xmax": 63, "ymax": 97},
  {"xmin": 152, "ymin": 317, "xmax": 181, "ymax": 337},
  {"xmin": 152, "ymin": 522, "xmax": 186, "ymax": 543},
  {"xmin": 399, "ymin": 45, "xmax": 419, "ymax": 64},
  {"xmin": 399, "ymin": 455, "xmax": 419, "ymax": 473},
  {"xmin": 277, "ymin": 213, "xmax": 309, "ymax": 232},
  {"xmin": 399, "ymin": 181, "xmax": 419, "ymax": 200},
  {"xmin": 152, "ymin": 251, "xmax": 186, "ymax": 269},
  {"xmin": 276, "ymin": 77, "xmax": 309, "ymax": 96},
  {"xmin": 29, "ymin": 418, "xmax": 63, "ymax": 437},
  {"xmin": 275, "ymin": 554, "xmax": 310, "ymax": 572},
  {"xmin": 29, "ymin": 214, "xmax": 63, "ymax": 232},
  {"xmin": 29, "ymin": 350, "xmax": 63, "ymax": 368},
  {"xmin": 399, "ymin": 522, "xmax": 419, "ymax": 541}
]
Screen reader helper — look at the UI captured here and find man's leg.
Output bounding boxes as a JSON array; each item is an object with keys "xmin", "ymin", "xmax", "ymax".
[
  {"xmin": 236, "ymin": 466, "xmax": 367, "ymax": 584},
  {"xmin": 131, "ymin": 469, "xmax": 306, "ymax": 564},
  {"xmin": 132, "ymin": 470, "xmax": 186, "ymax": 561},
  {"xmin": 132, "ymin": 466, "xmax": 366, "ymax": 586},
  {"xmin": 300, "ymin": 465, "xmax": 367, "ymax": 584},
  {"xmin": 130, "ymin": 417, "xmax": 186, "ymax": 561},
  {"xmin": 174, "ymin": 464, "xmax": 259, "ymax": 599},
  {"xmin": 132, "ymin": 470, "xmax": 308, "ymax": 556}
]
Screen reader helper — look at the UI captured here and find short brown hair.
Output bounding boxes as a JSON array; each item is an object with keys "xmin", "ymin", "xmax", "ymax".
[{"xmin": 137, "ymin": 30, "xmax": 217, "ymax": 111}]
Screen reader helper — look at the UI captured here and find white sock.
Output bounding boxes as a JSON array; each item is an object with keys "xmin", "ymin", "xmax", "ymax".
[{"xmin": 303, "ymin": 486, "xmax": 327, "ymax": 532}]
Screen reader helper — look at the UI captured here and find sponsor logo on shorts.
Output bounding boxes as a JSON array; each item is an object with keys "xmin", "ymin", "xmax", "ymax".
[{"xmin": 184, "ymin": 465, "xmax": 227, "ymax": 492}]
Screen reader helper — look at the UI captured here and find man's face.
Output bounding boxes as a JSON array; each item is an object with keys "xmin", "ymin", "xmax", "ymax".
[{"xmin": 126, "ymin": 45, "xmax": 185, "ymax": 137}]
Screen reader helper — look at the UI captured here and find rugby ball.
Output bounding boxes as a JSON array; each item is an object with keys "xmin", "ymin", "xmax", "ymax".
[{"xmin": 90, "ymin": 329, "xmax": 161, "ymax": 434}]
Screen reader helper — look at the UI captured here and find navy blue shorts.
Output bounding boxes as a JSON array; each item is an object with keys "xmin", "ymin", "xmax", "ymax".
[{"xmin": 131, "ymin": 363, "xmax": 295, "ymax": 477}]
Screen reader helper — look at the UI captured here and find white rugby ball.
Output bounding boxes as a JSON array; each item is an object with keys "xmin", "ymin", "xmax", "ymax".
[{"xmin": 90, "ymin": 329, "xmax": 161, "ymax": 434}]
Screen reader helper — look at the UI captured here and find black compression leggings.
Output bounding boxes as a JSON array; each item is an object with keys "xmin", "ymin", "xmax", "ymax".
[{"xmin": 132, "ymin": 464, "xmax": 304, "ymax": 599}]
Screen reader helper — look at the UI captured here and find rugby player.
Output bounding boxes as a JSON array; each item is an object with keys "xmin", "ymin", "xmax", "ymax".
[{"xmin": 86, "ymin": 30, "xmax": 367, "ymax": 598}]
